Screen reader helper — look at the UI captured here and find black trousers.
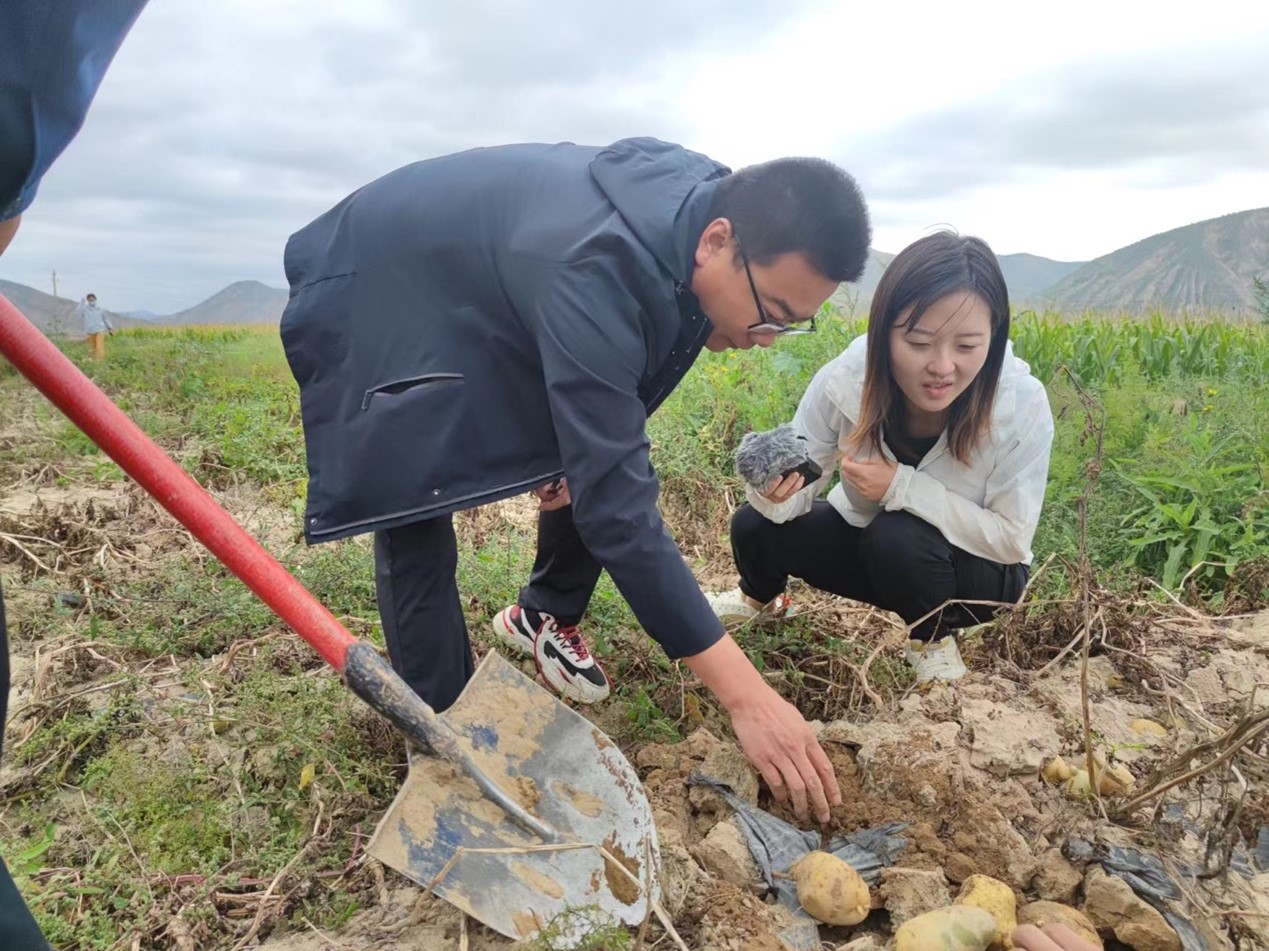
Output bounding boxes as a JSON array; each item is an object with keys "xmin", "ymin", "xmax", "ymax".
[
  {"xmin": 0, "ymin": 584, "xmax": 53, "ymax": 948},
  {"xmin": 731, "ymin": 502, "xmax": 1028, "ymax": 641},
  {"xmin": 374, "ymin": 506, "xmax": 600, "ymax": 711}
]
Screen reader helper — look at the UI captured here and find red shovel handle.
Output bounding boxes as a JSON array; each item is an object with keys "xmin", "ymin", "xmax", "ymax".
[
  {"xmin": 0, "ymin": 293, "xmax": 354, "ymax": 672},
  {"xmin": 0, "ymin": 294, "xmax": 563, "ymax": 842}
]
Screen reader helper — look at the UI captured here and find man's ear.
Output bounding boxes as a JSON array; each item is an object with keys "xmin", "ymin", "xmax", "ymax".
[{"xmin": 695, "ymin": 217, "xmax": 734, "ymax": 265}]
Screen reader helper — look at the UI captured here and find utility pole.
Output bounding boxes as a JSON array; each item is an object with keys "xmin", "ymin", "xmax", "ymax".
[{"xmin": 51, "ymin": 270, "xmax": 58, "ymax": 297}]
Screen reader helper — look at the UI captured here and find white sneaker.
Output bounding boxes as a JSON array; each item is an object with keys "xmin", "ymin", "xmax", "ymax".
[
  {"xmin": 904, "ymin": 636, "xmax": 968, "ymax": 683},
  {"xmin": 491, "ymin": 605, "xmax": 611, "ymax": 704},
  {"xmin": 704, "ymin": 588, "xmax": 794, "ymax": 625}
]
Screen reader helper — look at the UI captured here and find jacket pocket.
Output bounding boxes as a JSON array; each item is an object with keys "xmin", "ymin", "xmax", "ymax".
[{"xmin": 361, "ymin": 373, "xmax": 464, "ymax": 410}]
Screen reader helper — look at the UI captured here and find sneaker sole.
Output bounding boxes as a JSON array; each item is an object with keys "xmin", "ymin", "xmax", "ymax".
[{"xmin": 490, "ymin": 607, "xmax": 535, "ymax": 658}]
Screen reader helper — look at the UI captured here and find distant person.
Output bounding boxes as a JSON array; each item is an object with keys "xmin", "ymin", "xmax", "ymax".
[
  {"xmin": 1, "ymin": 1, "xmax": 150, "ymax": 946},
  {"xmin": 706, "ymin": 231, "xmax": 1055, "ymax": 683},
  {"xmin": 282, "ymin": 138, "xmax": 872, "ymax": 823},
  {"xmin": 77, "ymin": 292, "xmax": 114, "ymax": 358}
]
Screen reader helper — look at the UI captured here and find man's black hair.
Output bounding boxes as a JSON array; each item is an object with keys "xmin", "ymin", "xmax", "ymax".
[{"xmin": 712, "ymin": 157, "xmax": 871, "ymax": 283}]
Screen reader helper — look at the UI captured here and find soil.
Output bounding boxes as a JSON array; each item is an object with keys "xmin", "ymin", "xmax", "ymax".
[{"xmin": 3, "ymin": 396, "xmax": 1266, "ymax": 949}]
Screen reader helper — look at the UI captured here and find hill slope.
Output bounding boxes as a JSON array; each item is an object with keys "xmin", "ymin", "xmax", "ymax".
[
  {"xmin": 830, "ymin": 250, "xmax": 1084, "ymax": 315},
  {"xmin": 0, "ymin": 279, "xmax": 142, "ymax": 335},
  {"xmin": 156, "ymin": 280, "xmax": 289, "ymax": 325},
  {"xmin": 1045, "ymin": 208, "xmax": 1269, "ymax": 314},
  {"xmin": 999, "ymin": 253, "xmax": 1086, "ymax": 303}
]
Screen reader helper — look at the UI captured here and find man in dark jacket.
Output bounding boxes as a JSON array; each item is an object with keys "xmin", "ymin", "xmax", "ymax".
[
  {"xmin": 1, "ymin": 3, "xmax": 150, "ymax": 944},
  {"xmin": 281, "ymin": 138, "xmax": 870, "ymax": 822}
]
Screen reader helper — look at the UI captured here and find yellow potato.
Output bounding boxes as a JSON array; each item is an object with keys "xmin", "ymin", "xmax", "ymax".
[
  {"xmin": 1064, "ymin": 760, "xmax": 1134, "ymax": 799},
  {"xmin": 1041, "ymin": 755, "xmax": 1074, "ymax": 784},
  {"xmin": 895, "ymin": 906, "xmax": 997, "ymax": 951},
  {"xmin": 1129, "ymin": 718, "xmax": 1168, "ymax": 737},
  {"xmin": 789, "ymin": 851, "xmax": 870, "ymax": 925},
  {"xmin": 1104, "ymin": 763, "xmax": 1135, "ymax": 793},
  {"xmin": 955, "ymin": 874, "xmax": 1017, "ymax": 949},
  {"xmin": 1016, "ymin": 901, "xmax": 1103, "ymax": 948},
  {"xmin": 1065, "ymin": 769, "xmax": 1093, "ymax": 799}
]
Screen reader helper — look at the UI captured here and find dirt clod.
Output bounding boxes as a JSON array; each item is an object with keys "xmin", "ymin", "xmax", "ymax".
[
  {"xmin": 879, "ymin": 866, "xmax": 951, "ymax": 927},
  {"xmin": 1082, "ymin": 867, "xmax": 1182, "ymax": 951},
  {"xmin": 1032, "ymin": 849, "xmax": 1083, "ymax": 904}
]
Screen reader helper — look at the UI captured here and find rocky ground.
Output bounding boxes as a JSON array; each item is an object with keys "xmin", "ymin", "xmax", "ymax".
[
  {"xmin": 248, "ymin": 607, "xmax": 1269, "ymax": 951},
  {"xmin": 2, "ymin": 383, "xmax": 1266, "ymax": 950}
]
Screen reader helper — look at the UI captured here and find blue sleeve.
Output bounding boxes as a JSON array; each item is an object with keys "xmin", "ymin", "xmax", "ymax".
[
  {"xmin": 0, "ymin": 0, "xmax": 149, "ymax": 220},
  {"xmin": 535, "ymin": 258, "xmax": 726, "ymax": 659}
]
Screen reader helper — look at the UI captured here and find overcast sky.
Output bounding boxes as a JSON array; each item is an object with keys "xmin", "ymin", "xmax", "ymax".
[{"xmin": 3, "ymin": 0, "xmax": 1267, "ymax": 313}]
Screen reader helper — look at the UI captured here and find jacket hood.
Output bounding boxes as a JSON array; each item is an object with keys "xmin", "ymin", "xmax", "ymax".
[
  {"xmin": 834, "ymin": 333, "xmax": 1031, "ymax": 419},
  {"xmin": 588, "ymin": 137, "xmax": 729, "ymax": 282}
]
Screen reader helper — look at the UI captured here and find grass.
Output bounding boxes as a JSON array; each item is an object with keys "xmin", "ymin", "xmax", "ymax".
[{"xmin": 0, "ymin": 316, "xmax": 1265, "ymax": 947}]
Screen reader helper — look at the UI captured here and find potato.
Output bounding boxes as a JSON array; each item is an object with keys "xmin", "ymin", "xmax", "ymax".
[
  {"xmin": 789, "ymin": 851, "xmax": 870, "ymax": 925},
  {"xmin": 895, "ymin": 906, "xmax": 997, "ymax": 951},
  {"xmin": 1016, "ymin": 901, "xmax": 1103, "ymax": 948},
  {"xmin": 1129, "ymin": 718, "xmax": 1168, "ymax": 737},
  {"xmin": 1064, "ymin": 759, "xmax": 1134, "ymax": 799},
  {"xmin": 1041, "ymin": 755, "xmax": 1074, "ymax": 784},
  {"xmin": 955, "ymin": 874, "xmax": 1017, "ymax": 949},
  {"xmin": 1064, "ymin": 769, "xmax": 1093, "ymax": 799},
  {"xmin": 1104, "ymin": 763, "xmax": 1135, "ymax": 793}
]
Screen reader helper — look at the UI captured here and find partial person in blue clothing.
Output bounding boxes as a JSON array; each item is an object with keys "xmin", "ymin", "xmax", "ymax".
[
  {"xmin": 77, "ymin": 293, "xmax": 114, "ymax": 359},
  {"xmin": 282, "ymin": 139, "xmax": 872, "ymax": 823},
  {"xmin": 1, "ymin": 1, "xmax": 150, "ymax": 945}
]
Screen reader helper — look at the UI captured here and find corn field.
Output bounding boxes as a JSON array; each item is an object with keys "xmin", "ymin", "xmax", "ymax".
[{"xmin": 1010, "ymin": 312, "xmax": 1269, "ymax": 386}]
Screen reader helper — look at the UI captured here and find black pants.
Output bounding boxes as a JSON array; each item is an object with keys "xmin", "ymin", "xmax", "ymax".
[
  {"xmin": 374, "ymin": 506, "xmax": 600, "ymax": 711},
  {"xmin": 731, "ymin": 503, "xmax": 1028, "ymax": 641},
  {"xmin": 0, "ymin": 584, "xmax": 53, "ymax": 948}
]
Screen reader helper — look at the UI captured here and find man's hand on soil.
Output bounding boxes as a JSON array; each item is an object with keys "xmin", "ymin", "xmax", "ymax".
[{"xmin": 728, "ymin": 687, "xmax": 841, "ymax": 823}]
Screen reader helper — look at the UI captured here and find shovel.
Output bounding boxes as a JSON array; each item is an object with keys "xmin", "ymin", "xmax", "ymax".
[{"xmin": 0, "ymin": 295, "xmax": 661, "ymax": 943}]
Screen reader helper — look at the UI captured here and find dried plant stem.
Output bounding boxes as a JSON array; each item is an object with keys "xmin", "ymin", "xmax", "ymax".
[{"xmin": 1114, "ymin": 710, "xmax": 1269, "ymax": 817}]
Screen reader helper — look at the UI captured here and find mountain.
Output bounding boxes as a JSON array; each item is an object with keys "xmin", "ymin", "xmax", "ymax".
[
  {"xmin": 155, "ymin": 280, "xmax": 288, "ymax": 325},
  {"xmin": 829, "ymin": 250, "xmax": 894, "ymax": 314},
  {"xmin": 123, "ymin": 309, "xmax": 160, "ymax": 320},
  {"xmin": 0, "ymin": 279, "xmax": 143, "ymax": 335},
  {"xmin": 1044, "ymin": 208, "xmax": 1269, "ymax": 314},
  {"xmin": 829, "ymin": 249, "xmax": 1081, "ymax": 315},
  {"xmin": 998, "ymin": 253, "xmax": 1086, "ymax": 304}
]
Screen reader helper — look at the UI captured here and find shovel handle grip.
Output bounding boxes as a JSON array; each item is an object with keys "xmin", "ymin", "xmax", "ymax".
[{"xmin": 0, "ymin": 294, "xmax": 355, "ymax": 671}]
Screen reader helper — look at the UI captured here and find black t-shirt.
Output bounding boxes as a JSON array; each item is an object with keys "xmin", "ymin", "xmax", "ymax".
[{"xmin": 891, "ymin": 433, "xmax": 941, "ymax": 467}]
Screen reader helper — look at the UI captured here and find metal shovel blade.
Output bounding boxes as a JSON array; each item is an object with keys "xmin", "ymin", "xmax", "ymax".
[{"xmin": 367, "ymin": 651, "xmax": 660, "ymax": 943}]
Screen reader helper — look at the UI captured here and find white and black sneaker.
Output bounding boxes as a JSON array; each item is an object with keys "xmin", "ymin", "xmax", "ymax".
[{"xmin": 492, "ymin": 604, "xmax": 611, "ymax": 704}]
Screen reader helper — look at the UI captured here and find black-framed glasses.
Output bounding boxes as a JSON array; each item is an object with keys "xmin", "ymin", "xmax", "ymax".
[{"xmin": 734, "ymin": 231, "xmax": 817, "ymax": 337}]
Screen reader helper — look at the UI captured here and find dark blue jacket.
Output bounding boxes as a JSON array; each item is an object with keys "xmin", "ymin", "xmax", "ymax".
[
  {"xmin": 280, "ymin": 138, "xmax": 730, "ymax": 658},
  {"xmin": 0, "ymin": 0, "xmax": 148, "ymax": 221}
]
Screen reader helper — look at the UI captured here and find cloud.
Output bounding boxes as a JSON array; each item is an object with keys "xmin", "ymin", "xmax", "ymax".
[
  {"xmin": 842, "ymin": 37, "xmax": 1269, "ymax": 203},
  {"xmin": 3, "ymin": 0, "xmax": 828, "ymax": 311},
  {"xmin": 3, "ymin": 0, "xmax": 1267, "ymax": 311}
]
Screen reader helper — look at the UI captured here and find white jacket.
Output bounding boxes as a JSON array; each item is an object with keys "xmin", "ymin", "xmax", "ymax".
[{"xmin": 745, "ymin": 336, "xmax": 1054, "ymax": 565}]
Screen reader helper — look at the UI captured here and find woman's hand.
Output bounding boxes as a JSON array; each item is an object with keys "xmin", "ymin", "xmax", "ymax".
[
  {"xmin": 762, "ymin": 471, "xmax": 805, "ymax": 503},
  {"xmin": 839, "ymin": 455, "xmax": 897, "ymax": 502},
  {"xmin": 1011, "ymin": 924, "xmax": 1102, "ymax": 951}
]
